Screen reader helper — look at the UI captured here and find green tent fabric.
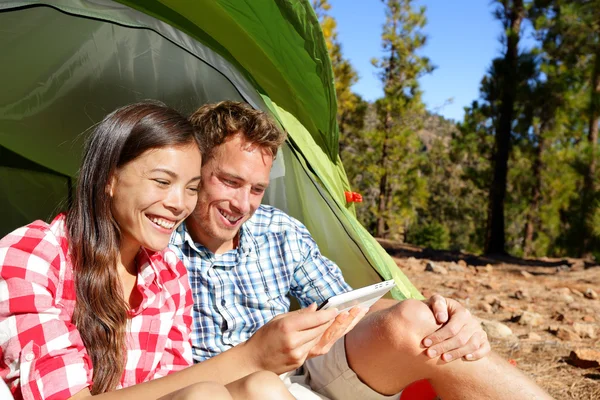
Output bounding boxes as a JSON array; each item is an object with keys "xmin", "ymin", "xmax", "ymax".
[{"xmin": 0, "ymin": 0, "xmax": 422, "ymax": 300}]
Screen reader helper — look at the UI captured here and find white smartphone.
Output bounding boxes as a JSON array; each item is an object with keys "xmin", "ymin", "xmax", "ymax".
[{"xmin": 317, "ymin": 279, "xmax": 396, "ymax": 313}]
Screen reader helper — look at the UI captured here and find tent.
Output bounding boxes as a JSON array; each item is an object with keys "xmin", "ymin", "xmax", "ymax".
[{"xmin": 0, "ymin": 0, "xmax": 421, "ymax": 301}]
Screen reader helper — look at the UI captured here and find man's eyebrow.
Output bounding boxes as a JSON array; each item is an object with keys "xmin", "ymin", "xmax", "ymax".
[{"xmin": 151, "ymin": 168, "xmax": 201, "ymax": 182}]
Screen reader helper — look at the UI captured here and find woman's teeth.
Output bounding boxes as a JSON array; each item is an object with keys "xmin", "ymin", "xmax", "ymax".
[{"xmin": 149, "ymin": 217, "xmax": 175, "ymax": 229}]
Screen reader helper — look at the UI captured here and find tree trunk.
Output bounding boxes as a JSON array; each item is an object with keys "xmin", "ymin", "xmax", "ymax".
[
  {"xmin": 376, "ymin": 135, "xmax": 389, "ymax": 238},
  {"xmin": 523, "ymin": 124, "xmax": 545, "ymax": 257},
  {"xmin": 485, "ymin": 0, "xmax": 524, "ymax": 255},
  {"xmin": 580, "ymin": 47, "xmax": 600, "ymax": 256}
]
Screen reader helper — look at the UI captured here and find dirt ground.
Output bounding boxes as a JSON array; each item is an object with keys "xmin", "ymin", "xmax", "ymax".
[{"xmin": 378, "ymin": 239, "xmax": 600, "ymax": 399}]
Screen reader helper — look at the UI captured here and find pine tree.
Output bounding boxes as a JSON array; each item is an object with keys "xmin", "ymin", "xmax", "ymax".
[
  {"xmin": 371, "ymin": 0, "xmax": 434, "ymax": 239},
  {"xmin": 485, "ymin": 0, "xmax": 527, "ymax": 254}
]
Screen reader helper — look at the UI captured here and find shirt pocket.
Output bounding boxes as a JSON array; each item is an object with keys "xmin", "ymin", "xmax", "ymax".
[{"xmin": 238, "ymin": 278, "xmax": 290, "ymax": 313}]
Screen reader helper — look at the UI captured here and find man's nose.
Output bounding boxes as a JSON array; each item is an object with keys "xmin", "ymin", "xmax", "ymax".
[{"xmin": 230, "ymin": 188, "xmax": 251, "ymax": 214}]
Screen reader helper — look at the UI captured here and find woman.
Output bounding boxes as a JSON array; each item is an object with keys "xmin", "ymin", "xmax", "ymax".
[{"xmin": 0, "ymin": 102, "xmax": 293, "ymax": 400}]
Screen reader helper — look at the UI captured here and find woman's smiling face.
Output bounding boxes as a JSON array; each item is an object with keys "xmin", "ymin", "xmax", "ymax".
[{"xmin": 109, "ymin": 143, "xmax": 202, "ymax": 253}]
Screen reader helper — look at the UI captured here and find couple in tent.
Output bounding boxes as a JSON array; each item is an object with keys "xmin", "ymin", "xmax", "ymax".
[{"xmin": 0, "ymin": 100, "xmax": 552, "ymax": 400}]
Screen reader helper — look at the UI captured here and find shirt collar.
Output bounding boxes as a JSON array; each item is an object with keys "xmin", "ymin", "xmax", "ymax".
[{"xmin": 171, "ymin": 220, "xmax": 256, "ymax": 258}]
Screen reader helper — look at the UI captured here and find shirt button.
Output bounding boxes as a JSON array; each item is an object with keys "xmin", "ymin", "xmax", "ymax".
[
  {"xmin": 25, "ymin": 353, "xmax": 34, "ymax": 362},
  {"xmin": 264, "ymin": 285, "xmax": 269, "ymax": 293},
  {"xmin": 221, "ymin": 299, "xmax": 226, "ymax": 306}
]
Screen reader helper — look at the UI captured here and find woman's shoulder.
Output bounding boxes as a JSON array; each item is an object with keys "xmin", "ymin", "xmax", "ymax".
[
  {"xmin": 0, "ymin": 214, "xmax": 69, "ymax": 259},
  {"xmin": 0, "ymin": 214, "xmax": 72, "ymax": 301}
]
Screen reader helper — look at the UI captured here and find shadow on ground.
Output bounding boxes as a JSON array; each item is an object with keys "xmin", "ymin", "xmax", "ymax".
[{"xmin": 376, "ymin": 238, "xmax": 598, "ymax": 269}]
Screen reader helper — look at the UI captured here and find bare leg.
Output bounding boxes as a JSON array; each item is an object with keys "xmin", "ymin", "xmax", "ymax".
[
  {"xmin": 345, "ymin": 299, "xmax": 552, "ymax": 400},
  {"xmin": 226, "ymin": 371, "xmax": 294, "ymax": 400},
  {"xmin": 158, "ymin": 382, "xmax": 233, "ymax": 400}
]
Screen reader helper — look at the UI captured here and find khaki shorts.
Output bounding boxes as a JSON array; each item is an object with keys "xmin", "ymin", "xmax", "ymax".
[{"xmin": 280, "ymin": 338, "xmax": 402, "ymax": 400}]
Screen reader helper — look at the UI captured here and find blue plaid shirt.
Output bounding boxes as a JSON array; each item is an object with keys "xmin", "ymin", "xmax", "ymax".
[{"xmin": 169, "ymin": 205, "xmax": 351, "ymax": 362}]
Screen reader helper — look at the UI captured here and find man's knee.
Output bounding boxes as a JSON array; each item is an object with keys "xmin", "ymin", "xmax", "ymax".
[{"xmin": 378, "ymin": 299, "xmax": 440, "ymax": 351}]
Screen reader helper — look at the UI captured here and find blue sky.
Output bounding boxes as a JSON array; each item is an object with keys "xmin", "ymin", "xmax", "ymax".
[{"xmin": 327, "ymin": 0, "xmax": 532, "ymax": 122}]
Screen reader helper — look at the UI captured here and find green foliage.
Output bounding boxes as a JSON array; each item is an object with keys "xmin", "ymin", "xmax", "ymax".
[
  {"xmin": 323, "ymin": 0, "xmax": 600, "ymax": 258},
  {"xmin": 407, "ymin": 222, "xmax": 449, "ymax": 250}
]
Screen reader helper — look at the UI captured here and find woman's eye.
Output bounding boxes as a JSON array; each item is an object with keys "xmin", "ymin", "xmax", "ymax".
[
  {"xmin": 187, "ymin": 186, "xmax": 200, "ymax": 193},
  {"xmin": 154, "ymin": 179, "xmax": 169, "ymax": 186}
]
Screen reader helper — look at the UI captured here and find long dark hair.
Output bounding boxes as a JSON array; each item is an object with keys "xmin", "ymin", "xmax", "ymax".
[{"xmin": 67, "ymin": 101, "xmax": 199, "ymax": 394}]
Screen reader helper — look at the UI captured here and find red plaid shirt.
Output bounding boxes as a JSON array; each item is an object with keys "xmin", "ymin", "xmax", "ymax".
[{"xmin": 0, "ymin": 214, "xmax": 194, "ymax": 399}]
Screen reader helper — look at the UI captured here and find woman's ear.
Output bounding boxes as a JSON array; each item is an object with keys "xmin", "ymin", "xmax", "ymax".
[{"xmin": 107, "ymin": 175, "xmax": 116, "ymax": 197}]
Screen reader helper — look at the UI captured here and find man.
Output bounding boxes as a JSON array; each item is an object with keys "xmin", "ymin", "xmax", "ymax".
[{"xmin": 170, "ymin": 101, "xmax": 552, "ymax": 399}]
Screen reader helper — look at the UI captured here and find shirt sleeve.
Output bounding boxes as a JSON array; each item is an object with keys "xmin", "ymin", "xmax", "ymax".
[
  {"xmin": 288, "ymin": 225, "xmax": 352, "ymax": 308},
  {"xmin": 152, "ymin": 253, "xmax": 193, "ymax": 378},
  {"xmin": 0, "ymin": 224, "xmax": 93, "ymax": 400}
]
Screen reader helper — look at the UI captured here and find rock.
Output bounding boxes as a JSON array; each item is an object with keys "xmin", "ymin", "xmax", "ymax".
[
  {"xmin": 477, "ymin": 301, "xmax": 492, "ymax": 313},
  {"xmin": 448, "ymin": 262, "xmax": 465, "ymax": 272},
  {"xmin": 584, "ymin": 288, "xmax": 598, "ymax": 300},
  {"xmin": 555, "ymin": 264, "xmax": 570, "ymax": 273},
  {"xmin": 571, "ymin": 288, "xmax": 584, "ymax": 297},
  {"xmin": 452, "ymin": 290, "xmax": 471, "ymax": 300},
  {"xmin": 582, "ymin": 315, "xmax": 595, "ymax": 322},
  {"xmin": 476, "ymin": 264, "xmax": 494, "ymax": 274},
  {"xmin": 512, "ymin": 311, "xmax": 545, "ymax": 327},
  {"xmin": 556, "ymin": 287, "xmax": 571, "ymax": 296},
  {"xmin": 425, "ymin": 261, "xmax": 448, "ymax": 275},
  {"xmin": 569, "ymin": 349, "xmax": 600, "ymax": 369},
  {"xmin": 520, "ymin": 271, "xmax": 534, "ymax": 279},
  {"xmin": 570, "ymin": 260, "xmax": 585, "ymax": 271},
  {"xmin": 443, "ymin": 281, "xmax": 460, "ymax": 289},
  {"xmin": 527, "ymin": 332, "xmax": 543, "ymax": 340},
  {"xmin": 484, "ymin": 294, "xmax": 500, "ymax": 305},
  {"xmin": 560, "ymin": 294, "xmax": 575, "ymax": 303},
  {"xmin": 573, "ymin": 323, "xmax": 597, "ymax": 339},
  {"xmin": 551, "ymin": 312, "xmax": 573, "ymax": 324},
  {"xmin": 481, "ymin": 320, "xmax": 514, "ymax": 339},
  {"xmin": 556, "ymin": 327, "xmax": 580, "ymax": 341},
  {"xmin": 458, "ymin": 259, "xmax": 468, "ymax": 268},
  {"xmin": 482, "ymin": 281, "xmax": 500, "ymax": 290},
  {"xmin": 519, "ymin": 332, "xmax": 542, "ymax": 341},
  {"xmin": 421, "ymin": 289, "xmax": 434, "ymax": 299},
  {"xmin": 568, "ymin": 302, "xmax": 585, "ymax": 311},
  {"xmin": 511, "ymin": 290, "xmax": 528, "ymax": 300}
]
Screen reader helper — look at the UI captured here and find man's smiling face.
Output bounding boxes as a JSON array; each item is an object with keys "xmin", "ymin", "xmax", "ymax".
[{"xmin": 187, "ymin": 133, "xmax": 273, "ymax": 254}]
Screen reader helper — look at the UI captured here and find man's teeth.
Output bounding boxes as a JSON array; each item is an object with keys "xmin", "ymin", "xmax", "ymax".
[
  {"xmin": 149, "ymin": 217, "xmax": 176, "ymax": 229},
  {"xmin": 219, "ymin": 210, "xmax": 241, "ymax": 223}
]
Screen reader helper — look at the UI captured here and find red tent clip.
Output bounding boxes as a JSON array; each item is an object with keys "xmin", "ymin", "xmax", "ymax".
[{"xmin": 344, "ymin": 191, "xmax": 363, "ymax": 203}]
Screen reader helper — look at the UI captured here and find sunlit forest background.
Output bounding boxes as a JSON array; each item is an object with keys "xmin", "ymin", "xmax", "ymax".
[{"xmin": 313, "ymin": 0, "xmax": 600, "ymax": 259}]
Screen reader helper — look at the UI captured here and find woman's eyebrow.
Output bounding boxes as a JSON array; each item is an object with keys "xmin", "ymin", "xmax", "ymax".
[{"xmin": 150, "ymin": 168, "xmax": 201, "ymax": 182}]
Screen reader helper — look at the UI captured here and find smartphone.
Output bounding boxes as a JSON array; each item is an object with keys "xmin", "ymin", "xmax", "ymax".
[{"xmin": 317, "ymin": 279, "xmax": 396, "ymax": 313}]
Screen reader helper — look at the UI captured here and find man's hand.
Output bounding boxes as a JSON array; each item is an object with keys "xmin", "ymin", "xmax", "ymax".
[
  {"xmin": 422, "ymin": 294, "xmax": 490, "ymax": 362},
  {"xmin": 308, "ymin": 305, "xmax": 369, "ymax": 358},
  {"xmin": 244, "ymin": 303, "xmax": 338, "ymax": 374}
]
